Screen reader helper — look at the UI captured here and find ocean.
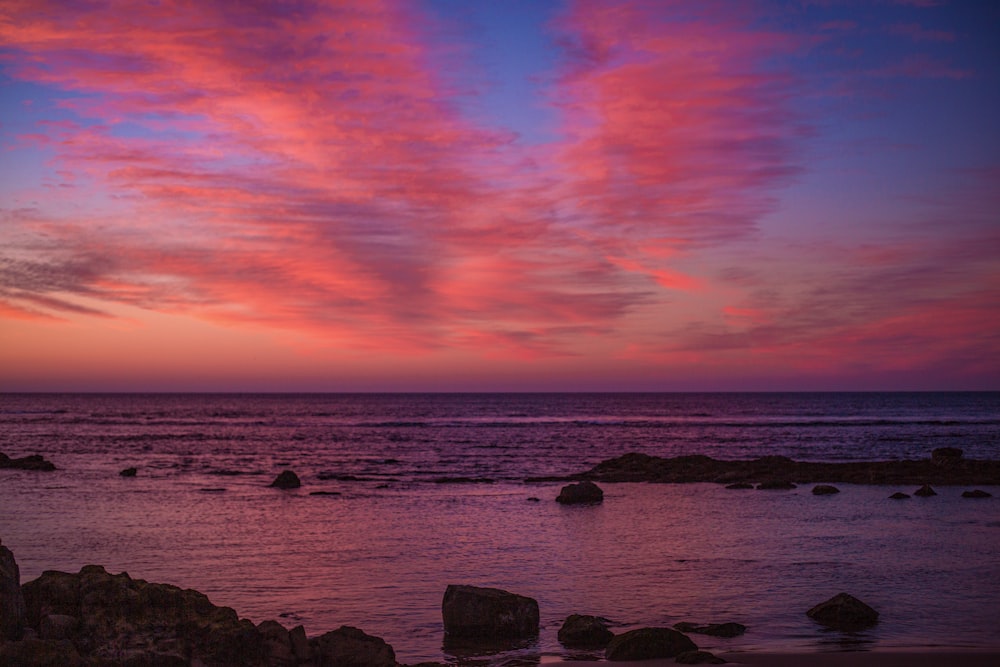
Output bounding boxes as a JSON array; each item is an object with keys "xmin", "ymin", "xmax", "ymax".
[{"xmin": 1, "ymin": 392, "xmax": 998, "ymax": 662}]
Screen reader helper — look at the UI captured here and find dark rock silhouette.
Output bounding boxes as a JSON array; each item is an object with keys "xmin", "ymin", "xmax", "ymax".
[
  {"xmin": 725, "ymin": 482, "xmax": 754, "ymax": 489},
  {"xmin": 812, "ymin": 485, "xmax": 840, "ymax": 495},
  {"xmin": 806, "ymin": 593, "xmax": 879, "ymax": 631},
  {"xmin": 676, "ymin": 649, "xmax": 727, "ymax": 664},
  {"xmin": 889, "ymin": 492, "xmax": 910, "ymax": 499},
  {"xmin": 673, "ymin": 621, "xmax": 746, "ymax": 638},
  {"xmin": 119, "ymin": 467, "xmax": 138, "ymax": 477},
  {"xmin": 441, "ymin": 584, "xmax": 539, "ymax": 640},
  {"xmin": 557, "ymin": 614, "xmax": 614, "ymax": 648},
  {"xmin": 604, "ymin": 627, "xmax": 697, "ymax": 660},
  {"xmin": 311, "ymin": 625, "xmax": 396, "ymax": 667},
  {"xmin": 914, "ymin": 484, "xmax": 937, "ymax": 497},
  {"xmin": 269, "ymin": 470, "xmax": 302, "ymax": 489},
  {"xmin": 756, "ymin": 480, "xmax": 796, "ymax": 490},
  {"xmin": 962, "ymin": 489, "xmax": 992, "ymax": 498},
  {"xmin": 580, "ymin": 451, "xmax": 1000, "ymax": 485},
  {"xmin": 1, "ymin": 540, "xmax": 26, "ymax": 641},
  {"xmin": 557, "ymin": 481, "xmax": 604, "ymax": 504},
  {"xmin": 0, "ymin": 453, "xmax": 56, "ymax": 471}
]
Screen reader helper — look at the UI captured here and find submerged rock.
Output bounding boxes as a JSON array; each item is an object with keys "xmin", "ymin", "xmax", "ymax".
[
  {"xmin": 269, "ymin": 470, "xmax": 302, "ymax": 489},
  {"xmin": 311, "ymin": 625, "xmax": 396, "ymax": 667},
  {"xmin": 0, "ymin": 453, "xmax": 56, "ymax": 471},
  {"xmin": 557, "ymin": 614, "xmax": 614, "ymax": 648},
  {"xmin": 806, "ymin": 593, "xmax": 879, "ymax": 631},
  {"xmin": 1, "ymin": 540, "xmax": 27, "ymax": 641},
  {"xmin": 119, "ymin": 467, "xmax": 138, "ymax": 477},
  {"xmin": 914, "ymin": 484, "xmax": 937, "ymax": 497},
  {"xmin": 604, "ymin": 627, "xmax": 697, "ymax": 660},
  {"xmin": 725, "ymin": 482, "xmax": 754, "ymax": 490},
  {"xmin": 441, "ymin": 584, "xmax": 539, "ymax": 639},
  {"xmin": 889, "ymin": 492, "xmax": 910, "ymax": 499},
  {"xmin": 812, "ymin": 485, "xmax": 840, "ymax": 495},
  {"xmin": 557, "ymin": 481, "xmax": 604, "ymax": 504},
  {"xmin": 962, "ymin": 489, "xmax": 992, "ymax": 498},
  {"xmin": 674, "ymin": 621, "xmax": 746, "ymax": 638}
]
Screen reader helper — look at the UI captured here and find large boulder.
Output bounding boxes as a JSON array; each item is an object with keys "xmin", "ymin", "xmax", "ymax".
[
  {"xmin": 310, "ymin": 625, "xmax": 396, "ymax": 667},
  {"xmin": 269, "ymin": 470, "xmax": 302, "ymax": 489},
  {"xmin": 806, "ymin": 593, "xmax": 879, "ymax": 631},
  {"xmin": 442, "ymin": 585, "xmax": 539, "ymax": 639},
  {"xmin": 604, "ymin": 627, "xmax": 697, "ymax": 660},
  {"xmin": 557, "ymin": 614, "xmax": 614, "ymax": 648},
  {"xmin": 556, "ymin": 481, "xmax": 604, "ymax": 505},
  {"xmin": 1, "ymin": 540, "xmax": 27, "ymax": 641}
]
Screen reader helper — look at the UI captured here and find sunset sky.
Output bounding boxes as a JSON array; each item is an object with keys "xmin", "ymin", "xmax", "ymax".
[{"xmin": 1, "ymin": 0, "xmax": 998, "ymax": 392}]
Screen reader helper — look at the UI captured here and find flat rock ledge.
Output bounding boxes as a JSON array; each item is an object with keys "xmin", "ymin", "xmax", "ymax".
[{"xmin": 578, "ymin": 451, "xmax": 1000, "ymax": 485}]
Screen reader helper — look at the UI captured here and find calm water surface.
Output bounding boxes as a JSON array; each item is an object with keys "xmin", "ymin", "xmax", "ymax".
[{"xmin": 1, "ymin": 393, "xmax": 998, "ymax": 663}]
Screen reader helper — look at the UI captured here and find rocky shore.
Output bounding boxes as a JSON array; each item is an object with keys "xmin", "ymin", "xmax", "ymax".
[{"xmin": 573, "ymin": 448, "xmax": 1000, "ymax": 486}]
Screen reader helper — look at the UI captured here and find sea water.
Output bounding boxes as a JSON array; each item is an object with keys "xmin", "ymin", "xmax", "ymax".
[{"xmin": 1, "ymin": 392, "xmax": 998, "ymax": 662}]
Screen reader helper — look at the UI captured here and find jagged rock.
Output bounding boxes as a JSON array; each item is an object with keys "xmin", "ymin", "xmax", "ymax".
[
  {"xmin": 756, "ymin": 480, "xmax": 796, "ymax": 490},
  {"xmin": 932, "ymin": 447, "xmax": 963, "ymax": 464},
  {"xmin": 21, "ymin": 564, "xmax": 266, "ymax": 664},
  {"xmin": 604, "ymin": 627, "xmax": 697, "ymax": 660},
  {"xmin": 676, "ymin": 649, "xmax": 727, "ymax": 664},
  {"xmin": 1, "ymin": 540, "xmax": 27, "ymax": 641},
  {"xmin": 812, "ymin": 485, "xmax": 840, "ymax": 495},
  {"xmin": 914, "ymin": 484, "xmax": 936, "ymax": 497},
  {"xmin": 269, "ymin": 470, "xmax": 301, "ymax": 489},
  {"xmin": 889, "ymin": 492, "xmax": 910, "ymax": 499},
  {"xmin": 39, "ymin": 614, "xmax": 77, "ymax": 641},
  {"xmin": 557, "ymin": 614, "xmax": 614, "ymax": 648},
  {"xmin": 311, "ymin": 625, "xmax": 395, "ymax": 667},
  {"xmin": 962, "ymin": 489, "xmax": 992, "ymax": 498},
  {"xmin": 674, "ymin": 622, "xmax": 746, "ymax": 638},
  {"xmin": 289, "ymin": 624, "xmax": 311, "ymax": 663},
  {"xmin": 725, "ymin": 482, "xmax": 754, "ymax": 490},
  {"xmin": 0, "ymin": 453, "xmax": 56, "ymax": 471},
  {"xmin": 557, "ymin": 481, "xmax": 604, "ymax": 504},
  {"xmin": 119, "ymin": 467, "xmax": 138, "ymax": 477},
  {"xmin": 441, "ymin": 584, "xmax": 539, "ymax": 639},
  {"xmin": 258, "ymin": 619, "xmax": 295, "ymax": 667},
  {"xmin": 806, "ymin": 593, "xmax": 879, "ymax": 630}
]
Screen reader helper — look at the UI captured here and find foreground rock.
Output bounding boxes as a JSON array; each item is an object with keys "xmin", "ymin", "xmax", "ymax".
[
  {"xmin": 605, "ymin": 627, "xmax": 697, "ymax": 660},
  {"xmin": 674, "ymin": 621, "xmax": 746, "ymax": 638},
  {"xmin": 1, "ymin": 540, "xmax": 26, "ymax": 641},
  {"xmin": 311, "ymin": 625, "xmax": 395, "ymax": 667},
  {"xmin": 806, "ymin": 593, "xmax": 879, "ymax": 631},
  {"xmin": 442, "ymin": 584, "xmax": 539, "ymax": 639},
  {"xmin": 556, "ymin": 481, "xmax": 604, "ymax": 504},
  {"xmin": 676, "ymin": 649, "xmax": 727, "ymax": 664},
  {"xmin": 0, "ymin": 453, "xmax": 56, "ymax": 471},
  {"xmin": 580, "ymin": 451, "xmax": 1000, "ymax": 485},
  {"xmin": 269, "ymin": 470, "xmax": 302, "ymax": 489},
  {"xmin": 558, "ymin": 614, "xmax": 614, "ymax": 648}
]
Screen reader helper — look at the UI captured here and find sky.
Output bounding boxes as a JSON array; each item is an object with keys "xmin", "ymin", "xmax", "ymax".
[{"xmin": 1, "ymin": 0, "xmax": 998, "ymax": 392}]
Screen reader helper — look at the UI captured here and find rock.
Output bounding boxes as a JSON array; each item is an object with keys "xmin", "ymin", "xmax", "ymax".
[
  {"xmin": 441, "ymin": 584, "xmax": 539, "ymax": 639},
  {"xmin": 557, "ymin": 481, "xmax": 604, "ymax": 504},
  {"xmin": 557, "ymin": 614, "xmax": 614, "ymax": 648},
  {"xmin": 119, "ymin": 467, "xmax": 138, "ymax": 477},
  {"xmin": 962, "ymin": 489, "xmax": 992, "ymax": 498},
  {"xmin": 674, "ymin": 622, "xmax": 746, "ymax": 638},
  {"xmin": 889, "ymin": 492, "xmax": 910, "ymax": 499},
  {"xmin": 21, "ymin": 564, "xmax": 266, "ymax": 664},
  {"xmin": 258, "ymin": 619, "xmax": 295, "ymax": 667},
  {"xmin": 812, "ymin": 485, "xmax": 840, "ymax": 495},
  {"xmin": 0, "ymin": 453, "xmax": 56, "ymax": 471},
  {"xmin": 604, "ymin": 627, "xmax": 697, "ymax": 660},
  {"xmin": 932, "ymin": 447, "xmax": 963, "ymax": 464},
  {"xmin": 806, "ymin": 593, "xmax": 879, "ymax": 630},
  {"xmin": 913, "ymin": 484, "xmax": 936, "ymax": 497},
  {"xmin": 676, "ymin": 649, "xmax": 727, "ymax": 664},
  {"xmin": 269, "ymin": 470, "xmax": 301, "ymax": 489},
  {"xmin": 39, "ymin": 613, "xmax": 77, "ymax": 641},
  {"xmin": 1, "ymin": 540, "xmax": 27, "ymax": 641},
  {"xmin": 0, "ymin": 638, "xmax": 83, "ymax": 666},
  {"xmin": 526, "ymin": 497, "xmax": 541, "ymax": 502},
  {"xmin": 725, "ymin": 483, "xmax": 754, "ymax": 490},
  {"xmin": 289, "ymin": 624, "xmax": 311, "ymax": 663},
  {"xmin": 311, "ymin": 625, "xmax": 396, "ymax": 667},
  {"xmin": 756, "ymin": 480, "xmax": 796, "ymax": 490}
]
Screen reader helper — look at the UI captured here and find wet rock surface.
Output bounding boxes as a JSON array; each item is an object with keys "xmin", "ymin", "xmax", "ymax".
[
  {"xmin": 806, "ymin": 593, "xmax": 879, "ymax": 631},
  {"xmin": 557, "ymin": 614, "xmax": 614, "ymax": 648},
  {"xmin": 556, "ymin": 481, "xmax": 604, "ymax": 504},
  {"xmin": 676, "ymin": 649, "xmax": 727, "ymax": 664},
  {"xmin": 604, "ymin": 627, "xmax": 698, "ymax": 660},
  {"xmin": 580, "ymin": 451, "xmax": 1000, "ymax": 485},
  {"xmin": 1, "ymin": 540, "xmax": 26, "ymax": 641},
  {"xmin": 441, "ymin": 584, "xmax": 539, "ymax": 640},
  {"xmin": 269, "ymin": 470, "xmax": 302, "ymax": 489}
]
